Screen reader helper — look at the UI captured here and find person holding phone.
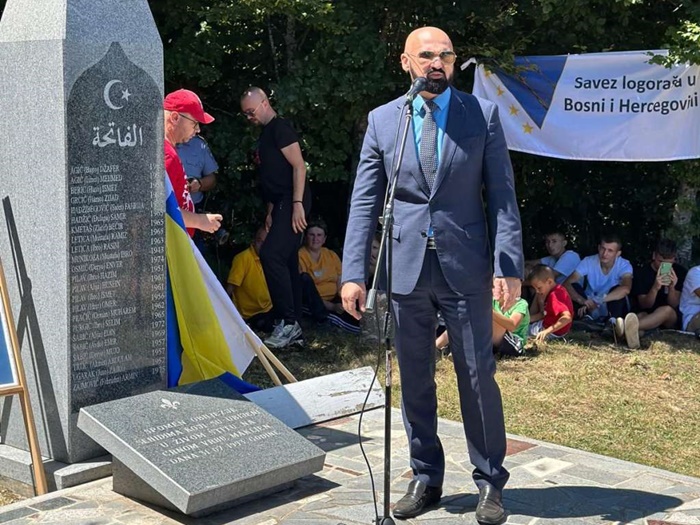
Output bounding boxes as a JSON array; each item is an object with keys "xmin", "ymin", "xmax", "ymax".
[{"xmin": 617, "ymin": 239, "xmax": 687, "ymax": 349}]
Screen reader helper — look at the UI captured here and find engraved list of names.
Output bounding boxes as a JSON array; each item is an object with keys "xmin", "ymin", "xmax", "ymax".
[{"xmin": 67, "ymin": 43, "xmax": 166, "ymax": 412}]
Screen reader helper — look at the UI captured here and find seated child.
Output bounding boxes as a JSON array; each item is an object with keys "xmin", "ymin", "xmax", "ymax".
[
  {"xmin": 492, "ymin": 296, "xmax": 530, "ymax": 356},
  {"xmin": 528, "ymin": 264, "xmax": 574, "ymax": 343},
  {"xmin": 435, "ymin": 296, "xmax": 529, "ymax": 356},
  {"xmin": 226, "ymin": 227, "xmax": 274, "ymax": 332}
]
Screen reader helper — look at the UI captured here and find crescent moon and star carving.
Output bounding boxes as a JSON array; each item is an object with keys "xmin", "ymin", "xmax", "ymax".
[{"xmin": 103, "ymin": 79, "xmax": 132, "ymax": 110}]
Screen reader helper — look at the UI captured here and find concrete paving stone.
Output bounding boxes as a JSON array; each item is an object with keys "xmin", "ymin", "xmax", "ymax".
[
  {"xmin": 503, "ymin": 484, "xmax": 581, "ymax": 513},
  {"xmin": 323, "ymin": 489, "xmax": 374, "ymax": 505},
  {"xmin": 522, "ymin": 458, "xmax": 575, "ymax": 478},
  {"xmin": 445, "ymin": 460, "xmax": 471, "ymax": 476},
  {"xmin": 27, "ymin": 496, "xmax": 76, "ymax": 512},
  {"xmin": 660, "ymin": 486, "xmax": 700, "ymax": 499},
  {"xmin": 333, "ymin": 445, "xmax": 376, "ymax": 461},
  {"xmin": 663, "ymin": 514, "xmax": 700, "ymax": 525},
  {"xmin": 645, "ymin": 512, "xmax": 678, "ymax": 522},
  {"xmin": 437, "ymin": 421, "xmax": 465, "ymax": 438},
  {"xmin": 407, "ymin": 516, "xmax": 468, "ymax": 525},
  {"xmin": 37, "ymin": 507, "xmax": 112, "ymax": 523},
  {"xmin": 542, "ymin": 472, "xmax": 609, "ymax": 489},
  {"xmin": 558, "ymin": 464, "xmax": 632, "ymax": 486},
  {"xmin": 441, "ymin": 471, "xmax": 473, "ymax": 492},
  {"xmin": 508, "ymin": 465, "xmax": 549, "ymax": 486},
  {"xmin": 505, "ymin": 512, "xmax": 537, "ymax": 525},
  {"xmin": 557, "ymin": 453, "xmax": 646, "ymax": 478},
  {"xmin": 0, "ymin": 507, "xmax": 37, "ymax": 524},
  {"xmin": 313, "ymin": 502, "xmax": 380, "ymax": 523},
  {"xmin": 323, "ymin": 457, "xmax": 368, "ymax": 476},
  {"xmin": 528, "ymin": 518, "xmax": 599, "ymax": 525},
  {"xmin": 297, "ymin": 499, "xmax": 337, "ymax": 512},
  {"xmin": 405, "ymin": 505, "xmax": 466, "ymax": 522},
  {"xmin": 113, "ymin": 512, "xmax": 173, "ymax": 525},
  {"xmin": 615, "ymin": 473, "xmax": 679, "ymax": 492},
  {"xmin": 502, "ymin": 449, "xmax": 551, "ymax": 465},
  {"xmin": 676, "ymin": 498, "xmax": 700, "ymax": 511},
  {"xmin": 200, "ymin": 515, "xmax": 279, "ymax": 525},
  {"xmin": 324, "ymin": 464, "xmax": 369, "ymax": 477},
  {"xmin": 620, "ymin": 492, "xmax": 686, "ymax": 514}
]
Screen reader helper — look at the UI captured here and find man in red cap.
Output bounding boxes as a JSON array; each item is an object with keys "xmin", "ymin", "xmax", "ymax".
[{"xmin": 163, "ymin": 89, "xmax": 222, "ymax": 235}]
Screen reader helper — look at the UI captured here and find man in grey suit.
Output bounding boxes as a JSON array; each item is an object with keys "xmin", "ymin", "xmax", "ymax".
[{"xmin": 341, "ymin": 27, "xmax": 523, "ymax": 523}]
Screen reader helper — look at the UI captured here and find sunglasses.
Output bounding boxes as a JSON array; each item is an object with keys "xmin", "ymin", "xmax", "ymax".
[
  {"xmin": 407, "ymin": 50, "xmax": 457, "ymax": 65},
  {"xmin": 242, "ymin": 101, "xmax": 263, "ymax": 118}
]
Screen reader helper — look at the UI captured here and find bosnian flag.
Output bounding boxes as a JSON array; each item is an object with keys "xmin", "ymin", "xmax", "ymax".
[{"xmin": 165, "ymin": 176, "xmax": 259, "ymax": 392}]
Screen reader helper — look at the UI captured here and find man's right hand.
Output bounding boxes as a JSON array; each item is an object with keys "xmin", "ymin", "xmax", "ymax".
[
  {"xmin": 341, "ymin": 281, "xmax": 367, "ymax": 320},
  {"xmin": 265, "ymin": 213, "xmax": 273, "ymax": 232},
  {"xmin": 199, "ymin": 213, "xmax": 222, "ymax": 233}
]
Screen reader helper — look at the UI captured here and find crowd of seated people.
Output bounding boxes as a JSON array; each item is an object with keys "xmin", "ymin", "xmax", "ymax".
[
  {"xmin": 225, "ymin": 217, "xmax": 699, "ymax": 352},
  {"xmin": 523, "ymin": 233, "xmax": 694, "ymax": 350},
  {"xmin": 227, "ymin": 217, "xmax": 361, "ymax": 337}
]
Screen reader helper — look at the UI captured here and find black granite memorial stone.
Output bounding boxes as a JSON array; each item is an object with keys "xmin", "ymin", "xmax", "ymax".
[
  {"xmin": 67, "ymin": 42, "xmax": 166, "ymax": 413},
  {"xmin": 78, "ymin": 378, "xmax": 326, "ymax": 516}
]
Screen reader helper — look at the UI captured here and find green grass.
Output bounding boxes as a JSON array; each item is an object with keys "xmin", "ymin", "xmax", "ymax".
[{"xmin": 245, "ymin": 327, "xmax": 700, "ymax": 478}]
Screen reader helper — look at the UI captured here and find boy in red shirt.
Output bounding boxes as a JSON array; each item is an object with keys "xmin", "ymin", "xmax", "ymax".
[{"xmin": 528, "ymin": 265, "xmax": 574, "ymax": 344}]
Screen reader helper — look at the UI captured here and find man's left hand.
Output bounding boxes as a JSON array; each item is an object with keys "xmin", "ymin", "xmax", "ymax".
[
  {"xmin": 493, "ymin": 277, "xmax": 522, "ymax": 310},
  {"xmin": 291, "ymin": 202, "xmax": 307, "ymax": 234},
  {"xmin": 187, "ymin": 179, "xmax": 202, "ymax": 193}
]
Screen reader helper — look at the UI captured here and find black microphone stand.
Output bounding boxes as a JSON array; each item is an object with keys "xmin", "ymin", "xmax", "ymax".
[{"xmin": 365, "ymin": 95, "xmax": 416, "ymax": 525}]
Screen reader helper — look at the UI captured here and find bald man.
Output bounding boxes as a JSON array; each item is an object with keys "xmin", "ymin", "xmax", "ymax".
[
  {"xmin": 341, "ymin": 27, "xmax": 523, "ymax": 522},
  {"xmin": 241, "ymin": 87, "xmax": 310, "ymax": 349}
]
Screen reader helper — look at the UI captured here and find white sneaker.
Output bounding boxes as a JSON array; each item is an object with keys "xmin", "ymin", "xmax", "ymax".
[
  {"xmin": 613, "ymin": 317, "xmax": 625, "ymax": 339},
  {"xmin": 624, "ymin": 313, "xmax": 640, "ymax": 349},
  {"xmin": 264, "ymin": 321, "xmax": 303, "ymax": 348}
]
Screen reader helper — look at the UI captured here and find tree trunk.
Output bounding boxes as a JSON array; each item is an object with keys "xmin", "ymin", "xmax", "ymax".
[
  {"xmin": 671, "ymin": 180, "xmax": 696, "ymax": 266},
  {"xmin": 284, "ymin": 16, "xmax": 296, "ymax": 74},
  {"xmin": 267, "ymin": 17, "xmax": 280, "ymax": 83}
]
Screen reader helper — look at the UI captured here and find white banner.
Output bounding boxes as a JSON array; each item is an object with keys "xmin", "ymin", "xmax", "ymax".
[{"xmin": 472, "ymin": 50, "xmax": 700, "ymax": 161}]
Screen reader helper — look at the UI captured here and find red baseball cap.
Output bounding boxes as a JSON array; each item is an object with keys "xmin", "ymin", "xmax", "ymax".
[{"xmin": 163, "ymin": 89, "xmax": 215, "ymax": 124}]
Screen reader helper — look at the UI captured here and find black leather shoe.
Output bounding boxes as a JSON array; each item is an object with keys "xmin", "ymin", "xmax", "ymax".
[
  {"xmin": 393, "ymin": 479, "xmax": 442, "ymax": 519},
  {"xmin": 475, "ymin": 485, "xmax": 506, "ymax": 524}
]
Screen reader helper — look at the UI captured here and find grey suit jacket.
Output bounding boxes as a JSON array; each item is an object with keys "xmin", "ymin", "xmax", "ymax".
[{"xmin": 343, "ymin": 89, "xmax": 523, "ymax": 296}]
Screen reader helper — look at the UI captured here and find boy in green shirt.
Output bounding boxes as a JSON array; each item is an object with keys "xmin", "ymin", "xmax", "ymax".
[
  {"xmin": 434, "ymin": 297, "xmax": 530, "ymax": 356},
  {"xmin": 492, "ymin": 297, "xmax": 530, "ymax": 356}
]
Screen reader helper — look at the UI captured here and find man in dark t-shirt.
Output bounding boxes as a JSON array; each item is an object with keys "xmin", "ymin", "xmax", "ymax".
[
  {"xmin": 241, "ymin": 87, "xmax": 310, "ymax": 349},
  {"xmin": 618, "ymin": 238, "xmax": 687, "ymax": 349}
]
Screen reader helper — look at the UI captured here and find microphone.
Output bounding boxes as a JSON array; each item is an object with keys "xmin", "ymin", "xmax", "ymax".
[{"xmin": 405, "ymin": 77, "xmax": 427, "ymax": 104}]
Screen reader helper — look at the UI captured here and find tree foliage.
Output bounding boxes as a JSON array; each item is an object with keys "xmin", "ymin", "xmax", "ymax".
[
  {"xmin": 0, "ymin": 0, "xmax": 697, "ymax": 262},
  {"xmin": 146, "ymin": 0, "xmax": 699, "ymax": 263}
]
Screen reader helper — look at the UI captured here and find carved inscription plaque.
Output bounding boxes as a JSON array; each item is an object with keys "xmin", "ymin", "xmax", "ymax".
[{"xmin": 67, "ymin": 42, "xmax": 165, "ymax": 412}]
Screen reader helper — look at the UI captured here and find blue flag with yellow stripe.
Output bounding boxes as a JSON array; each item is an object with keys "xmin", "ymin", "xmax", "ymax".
[{"xmin": 165, "ymin": 176, "xmax": 259, "ymax": 393}]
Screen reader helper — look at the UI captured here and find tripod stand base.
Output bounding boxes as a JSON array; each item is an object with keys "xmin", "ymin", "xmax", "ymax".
[{"xmin": 377, "ymin": 517, "xmax": 396, "ymax": 525}]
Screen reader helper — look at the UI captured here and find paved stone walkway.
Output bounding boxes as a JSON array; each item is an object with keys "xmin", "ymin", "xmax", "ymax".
[{"xmin": 0, "ymin": 408, "xmax": 698, "ymax": 525}]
